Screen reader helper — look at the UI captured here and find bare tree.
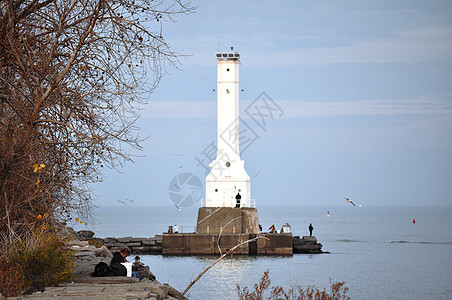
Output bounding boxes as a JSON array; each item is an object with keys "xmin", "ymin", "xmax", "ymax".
[{"xmin": 0, "ymin": 0, "xmax": 194, "ymax": 236}]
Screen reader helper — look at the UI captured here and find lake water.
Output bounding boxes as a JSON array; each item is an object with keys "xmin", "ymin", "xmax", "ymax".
[{"xmin": 73, "ymin": 205, "xmax": 452, "ymax": 299}]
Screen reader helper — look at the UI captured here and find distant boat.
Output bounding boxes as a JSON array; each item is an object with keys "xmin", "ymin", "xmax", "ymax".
[{"xmin": 327, "ymin": 211, "xmax": 330, "ymax": 217}]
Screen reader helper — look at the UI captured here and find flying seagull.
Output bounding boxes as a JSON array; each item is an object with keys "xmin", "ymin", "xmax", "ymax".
[
  {"xmin": 174, "ymin": 204, "xmax": 181, "ymax": 212},
  {"xmin": 345, "ymin": 197, "xmax": 356, "ymax": 206}
]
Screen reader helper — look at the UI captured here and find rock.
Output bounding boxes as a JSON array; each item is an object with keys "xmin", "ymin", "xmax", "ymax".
[
  {"xmin": 103, "ymin": 237, "xmax": 117, "ymax": 243},
  {"xmin": 66, "ymin": 239, "xmax": 89, "ymax": 246},
  {"xmin": 149, "ymin": 287, "xmax": 166, "ymax": 300},
  {"xmin": 93, "ymin": 245, "xmax": 113, "ymax": 258},
  {"xmin": 293, "ymin": 235, "xmax": 324, "ymax": 254},
  {"xmin": 125, "ymin": 242, "xmax": 142, "ymax": 247},
  {"xmin": 76, "ymin": 230, "xmax": 95, "ymax": 240},
  {"xmin": 74, "ymin": 251, "xmax": 96, "ymax": 259},
  {"xmin": 142, "ymin": 239, "xmax": 156, "ymax": 246},
  {"xmin": 131, "ymin": 237, "xmax": 147, "ymax": 242},
  {"xmin": 117, "ymin": 237, "xmax": 133, "ymax": 243},
  {"xmin": 301, "ymin": 236, "xmax": 318, "ymax": 243},
  {"xmin": 164, "ymin": 283, "xmax": 189, "ymax": 300},
  {"xmin": 131, "ymin": 246, "xmax": 152, "ymax": 254},
  {"xmin": 133, "ymin": 265, "xmax": 156, "ymax": 281}
]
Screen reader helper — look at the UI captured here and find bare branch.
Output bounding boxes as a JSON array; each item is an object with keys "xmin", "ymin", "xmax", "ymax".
[{"xmin": 182, "ymin": 235, "xmax": 270, "ymax": 296}]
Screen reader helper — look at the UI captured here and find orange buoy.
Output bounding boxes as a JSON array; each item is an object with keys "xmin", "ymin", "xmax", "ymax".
[{"xmin": 412, "ymin": 219, "xmax": 416, "ymax": 224}]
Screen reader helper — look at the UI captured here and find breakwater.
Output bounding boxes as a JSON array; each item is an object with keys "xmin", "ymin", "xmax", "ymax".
[{"xmin": 75, "ymin": 230, "xmax": 326, "ymax": 255}]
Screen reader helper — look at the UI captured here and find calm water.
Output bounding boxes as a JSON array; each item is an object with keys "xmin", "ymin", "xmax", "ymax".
[{"xmin": 74, "ymin": 205, "xmax": 452, "ymax": 299}]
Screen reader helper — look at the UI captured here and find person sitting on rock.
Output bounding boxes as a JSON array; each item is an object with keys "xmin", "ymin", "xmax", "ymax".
[
  {"xmin": 111, "ymin": 247, "xmax": 130, "ymax": 265},
  {"xmin": 111, "ymin": 247, "xmax": 142, "ymax": 280}
]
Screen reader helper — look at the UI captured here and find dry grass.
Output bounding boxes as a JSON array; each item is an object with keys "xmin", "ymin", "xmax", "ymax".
[{"xmin": 237, "ymin": 270, "xmax": 350, "ymax": 300}]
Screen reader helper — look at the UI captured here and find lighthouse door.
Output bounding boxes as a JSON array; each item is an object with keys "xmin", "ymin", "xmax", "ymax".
[{"xmin": 222, "ymin": 189, "xmax": 235, "ymax": 207}]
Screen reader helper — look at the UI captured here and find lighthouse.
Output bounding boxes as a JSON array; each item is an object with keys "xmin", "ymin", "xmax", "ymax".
[
  {"xmin": 205, "ymin": 48, "xmax": 251, "ymax": 208},
  {"xmin": 195, "ymin": 48, "xmax": 259, "ymax": 235}
]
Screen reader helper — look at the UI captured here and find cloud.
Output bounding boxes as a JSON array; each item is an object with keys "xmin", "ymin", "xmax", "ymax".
[
  {"xmin": 142, "ymin": 100, "xmax": 215, "ymax": 119},
  {"xmin": 279, "ymin": 97, "xmax": 452, "ymax": 119},
  {"xmin": 173, "ymin": 27, "xmax": 452, "ymax": 67},
  {"xmin": 142, "ymin": 97, "xmax": 452, "ymax": 120},
  {"xmin": 245, "ymin": 28, "xmax": 452, "ymax": 66}
]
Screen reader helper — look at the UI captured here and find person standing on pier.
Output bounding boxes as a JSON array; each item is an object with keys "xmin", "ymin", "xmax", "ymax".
[
  {"xmin": 235, "ymin": 192, "xmax": 241, "ymax": 208},
  {"xmin": 309, "ymin": 223, "xmax": 314, "ymax": 237}
]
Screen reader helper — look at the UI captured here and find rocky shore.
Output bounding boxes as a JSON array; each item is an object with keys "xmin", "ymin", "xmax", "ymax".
[
  {"xmin": 5, "ymin": 229, "xmax": 326, "ymax": 299},
  {"xmin": 13, "ymin": 231, "xmax": 188, "ymax": 300}
]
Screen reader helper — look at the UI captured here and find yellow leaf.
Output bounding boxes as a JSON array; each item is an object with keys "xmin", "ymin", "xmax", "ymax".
[
  {"xmin": 36, "ymin": 179, "xmax": 40, "ymax": 184},
  {"xmin": 80, "ymin": 221, "xmax": 83, "ymax": 224},
  {"xmin": 40, "ymin": 163, "xmax": 45, "ymax": 169},
  {"xmin": 75, "ymin": 217, "xmax": 79, "ymax": 222},
  {"xmin": 37, "ymin": 215, "xmax": 43, "ymax": 220},
  {"xmin": 33, "ymin": 164, "xmax": 38, "ymax": 172}
]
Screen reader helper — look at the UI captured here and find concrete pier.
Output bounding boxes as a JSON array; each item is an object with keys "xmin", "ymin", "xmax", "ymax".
[{"xmin": 162, "ymin": 233, "xmax": 294, "ymax": 255}]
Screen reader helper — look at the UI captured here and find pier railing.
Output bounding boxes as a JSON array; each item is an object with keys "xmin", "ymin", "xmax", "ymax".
[{"xmin": 200, "ymin": 199, "xmax": 256, "ymax": 208}]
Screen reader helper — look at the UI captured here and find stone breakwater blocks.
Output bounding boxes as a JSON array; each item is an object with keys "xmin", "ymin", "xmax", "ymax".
[
  {"xmin": 142, "ymin": 238, "xmax": 157, "ymax": 246},
  {"xmin": 301, "ymin": 236, "xmax": 318, "ymax": 243},
  {"xmin": 99, "ymin": 236, "xmax": 164, "ymax": 254},
  {"xmin": 117, "ymin": 237, "xmax": 134, "ymax": 243},
  {"xmin": 293, "ymin": 236, "xmax": 323, "ymax": 254}
]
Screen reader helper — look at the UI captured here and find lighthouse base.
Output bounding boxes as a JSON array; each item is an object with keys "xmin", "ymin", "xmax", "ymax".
[
  {"xmin": 196, "ymin": 207, "xmax": 259, "ymax": 235},
  {"xmin": 162, "ymin": 233, "xmax": 293, "ymax": 255}
]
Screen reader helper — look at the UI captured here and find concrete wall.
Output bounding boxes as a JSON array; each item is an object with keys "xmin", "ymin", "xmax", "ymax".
[
  {"xmin": 162, "ymin": 233, "xmax": 294, "ymax": 255},
  {"xmin": 162, "ymin": 233, "xmax": 250, "ymax": 255},
  {"xmin": 256, "ymin": 233, "xmax": 293, "ymax": 255},
  {"xmin": 196, "ymin": 207, "xmax": 259, "ymax": 234}
]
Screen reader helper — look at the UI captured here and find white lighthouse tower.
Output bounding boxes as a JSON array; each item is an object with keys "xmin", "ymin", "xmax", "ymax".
[
  {"xmin": 205, "ymin": 48, "xmax": 251, "ymax": 208},
  {"xmin": 196, "ymin": 48, "xmax": 258, "ymax": 235}
]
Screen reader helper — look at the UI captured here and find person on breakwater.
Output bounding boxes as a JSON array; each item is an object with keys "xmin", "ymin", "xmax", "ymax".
[
  {"xmin": 111, "ymin": 247, "xmax": 142, "ymax": 280},
  {"xmin": 269, "ymin": 224, "xmax": 276, "ymax": 233},
  {"xmin": 309, "ymin": 223, "xmax": 314, "ymax": 237}
]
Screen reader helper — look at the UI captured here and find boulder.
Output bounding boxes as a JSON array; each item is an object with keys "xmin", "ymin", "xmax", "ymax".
[
  {"xmin": 301, "ymin": 236, "xmax": 318, "ymax": 243},
  {"xmin": 142, "ymin": 238, "xmax": 157, "ymax": 246},
  {"xmin": 76, "ymin": 230, "xmax": 95, "ymax": 240},
  {"xmin": 93, "ymin": 245, "xmax": 113, "ymax": 258},
  {"xmin": 292, "ymin": 235, "xmax": 324, "ymax": 254}
]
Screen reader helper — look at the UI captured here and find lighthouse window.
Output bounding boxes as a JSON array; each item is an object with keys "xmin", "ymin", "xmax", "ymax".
[
  {"xmin": 215, "ymin": 189, "xmax": 218, "ymax": 192},
  {"xmin": 226, "ymin": 68, "xmax": 230, "ymax": 71},
  {"xmin": 225, "ymin": 162, "xmax": 231, "ymax": 167}
]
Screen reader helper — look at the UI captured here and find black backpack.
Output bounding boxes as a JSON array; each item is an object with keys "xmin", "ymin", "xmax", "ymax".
[
  {"xmin": 92, "ymin": 261, "xmax": 127, "ymax": 277},
  {"xmin": 91, "ymin": 262, "xmax": 110, "ymax": 277}
]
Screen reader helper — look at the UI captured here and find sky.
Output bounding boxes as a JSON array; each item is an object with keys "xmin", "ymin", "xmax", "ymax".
[{"xmin": 93, "ymin": 0, "xmax": 452, "ymax": 209}]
